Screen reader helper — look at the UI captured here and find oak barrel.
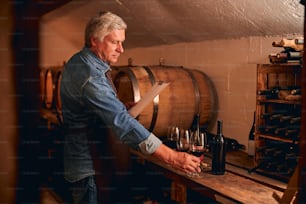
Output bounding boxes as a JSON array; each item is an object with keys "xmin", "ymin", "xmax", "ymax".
[
  {"xmin": 44, "ymin": 69, "xmax": 55, "ymax": 109},
  {"xmin": 54, "ymin": 70, "xmax": 62, "ymax": 115},
  {"xmin": 40, "ymin": 69, "xmax": 46, "ymax": 106},
  {"xmin": 113, "ymin": 65, "xmax": 217, "ymax": 136}
]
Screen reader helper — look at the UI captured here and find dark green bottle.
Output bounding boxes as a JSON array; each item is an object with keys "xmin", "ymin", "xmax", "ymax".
[{"xmin": 212, "ymin": 120, "xmax": 226, "ymax": 175}]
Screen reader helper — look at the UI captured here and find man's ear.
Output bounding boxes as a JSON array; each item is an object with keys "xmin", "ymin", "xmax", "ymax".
[{"xmin": 90, "ymin": 37, "xmax": 97, "ymax": 47}]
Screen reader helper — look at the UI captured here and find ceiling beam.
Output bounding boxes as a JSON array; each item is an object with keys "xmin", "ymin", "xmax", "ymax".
[{"xmin": 14, "ymin": 0, "xmax": 72, "ymax": 17}]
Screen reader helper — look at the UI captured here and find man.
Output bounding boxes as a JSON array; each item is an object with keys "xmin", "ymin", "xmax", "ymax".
[{"xmin": 60, "ymin": 11, "xmax": 201, "ymax": 203}]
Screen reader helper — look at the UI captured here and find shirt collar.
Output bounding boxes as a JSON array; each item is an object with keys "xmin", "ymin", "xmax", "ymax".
[{"xmin": 81, "ymin": 47, "xmax": 111, "ymax": 73}]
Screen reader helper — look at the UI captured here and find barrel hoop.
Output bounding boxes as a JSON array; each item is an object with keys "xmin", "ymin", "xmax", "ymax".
[
  {"xmin": 122, "ymin": 68, "xmax": 141, "ymax": 102},
  {"xmin": 44, "ymin": 69, "xmax": 54, "ymax": 109},
  {"xmin": 197, "ymin": 70, "xmax": 218, "ymax": 124},
  {"xmin": 143, "ymin": 66, "xmax": 158, "ymax": 132},
  {"xmin": 182, "ymin": 68, "xmax": 201, "ymax": 115},
  {"xmin": 54, "ymin": 70, "xmax": 62, "ymax": 112}
]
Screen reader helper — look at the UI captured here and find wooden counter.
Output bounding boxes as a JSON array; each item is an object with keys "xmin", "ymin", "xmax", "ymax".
[{"xmin": 130, "ymin": 149, "xmax": 284, "ymax": 204}]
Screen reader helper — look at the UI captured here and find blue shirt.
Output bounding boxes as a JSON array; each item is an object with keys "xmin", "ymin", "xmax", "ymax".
[{"xmin": 60, "ymin": 47, "xmax": 162, "ymax": 182}]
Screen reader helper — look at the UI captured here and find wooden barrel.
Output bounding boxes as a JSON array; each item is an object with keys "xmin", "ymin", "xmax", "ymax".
[
  {"xmin": 44, "ymin": 69, "xmax": 55, "ymax": 109},
  {"xmin": 40, "ymin": 69, "xmax": 46, "ymax": 106},
  {"xmin": 54, "ymin": 70, "xmax": 62, "ymax": 115},
  {"xmin": 113, "ymin": 66, "xmax": 217, "ymax": 136}
]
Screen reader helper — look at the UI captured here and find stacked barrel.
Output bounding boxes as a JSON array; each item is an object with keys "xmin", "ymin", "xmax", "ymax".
[
  {"xmin": 40, "ymin": 66, "xmax": 63, "ymax": 117},
  {"xmin": 40, "ymin": 65, "xmax": 218, "ymax": 136}
]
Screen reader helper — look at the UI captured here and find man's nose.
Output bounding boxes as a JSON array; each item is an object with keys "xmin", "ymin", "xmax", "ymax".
[{"xmin": 117, "ymin": 43, "xmax": 124, "ymax": 53}]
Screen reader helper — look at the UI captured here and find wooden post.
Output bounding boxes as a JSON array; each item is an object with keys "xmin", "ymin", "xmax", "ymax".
[
  {"xmin": 171, "ymin": 181, "xmax": 187, "ymax": 204},
  {"xmin": 298, "ymin": 0, "xmax": 306, "ymax": 203},
  {"xmin": 273, "ymin": 167, "xmax": 298, "ymax": 203}
]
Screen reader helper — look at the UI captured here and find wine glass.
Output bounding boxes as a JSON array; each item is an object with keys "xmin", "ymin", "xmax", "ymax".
[
  {"xmin": 176, "ymin": 129, "xmax": 190, "ymax": 152},
  {"xmin": 189, "ymin": 131, "xmax": 209, "ymax": 176},
  {"xmin": 190, "ymin": 131, "xmax": 206, "ymax": 156},
  {"xmin": 165, "ymin": 126, "xmax": 179, "ymax": 149}
]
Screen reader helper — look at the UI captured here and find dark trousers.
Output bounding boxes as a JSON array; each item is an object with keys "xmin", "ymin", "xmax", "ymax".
[{"xmin": 70, "ymin": 176, "xmax": 98, "ymax": 204}]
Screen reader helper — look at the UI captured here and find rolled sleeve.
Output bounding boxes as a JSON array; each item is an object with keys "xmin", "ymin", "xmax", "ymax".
[{"xmin": 138, "ymin": 133, "xmax": 162, "ymax": 155}]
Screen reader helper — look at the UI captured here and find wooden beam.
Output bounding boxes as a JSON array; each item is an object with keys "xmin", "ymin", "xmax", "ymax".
[
  {"xmin": 12, "ymin": 1, "xmax": 70, "ymax": 202},
  {"xmin": 13, "ymin": 0, "xmax": 71, "ymax": 17}
]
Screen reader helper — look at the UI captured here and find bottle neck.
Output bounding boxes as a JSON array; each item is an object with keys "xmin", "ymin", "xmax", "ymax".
[
  {"xmin": 252, "ymin": 111, "xmax": 255, "ymax": 125},
  {"xmin": 217, "ymin": 120, "xmax": 223, "ymax": 136},
  {"xmin": 190, "ymin": 113, "xmax": 201, "ymax": 132},
  {"xmin": 196, "ymin": 115, "xmax": 200, "ymax": 134}
]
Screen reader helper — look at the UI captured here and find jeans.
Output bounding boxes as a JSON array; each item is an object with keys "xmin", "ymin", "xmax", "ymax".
[{"xmin": 71, "ymin": 176, "xmax": 98, "ymax": 204}]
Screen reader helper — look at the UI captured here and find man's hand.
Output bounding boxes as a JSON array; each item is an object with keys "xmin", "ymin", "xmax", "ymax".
[
  {"xmin": 153, "ymin": 144, "xmax": 201, "ymax": 174},
  {"xmin": 125, "ymin": 101, "xmax": 137, "ymax": 110}
]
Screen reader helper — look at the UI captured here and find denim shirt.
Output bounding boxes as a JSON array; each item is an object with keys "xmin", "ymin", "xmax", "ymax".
[{"xmin": 61, "ymin": 47, "xmax": 162, "ymax": 182}]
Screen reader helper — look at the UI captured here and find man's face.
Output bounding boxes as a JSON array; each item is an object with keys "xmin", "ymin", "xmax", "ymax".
[{"xmin": 91, "ymin": 29, "xmax": 125, "ymax": 64}]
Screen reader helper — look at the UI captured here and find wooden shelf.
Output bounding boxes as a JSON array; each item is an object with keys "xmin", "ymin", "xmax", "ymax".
[
  {"xmin": 130, "ymin": 149, "xmax": 284, "ymax": 204},
  {"xmin": 255, "ymin": 64, "xmax": 301, "ymax": 182},
  {"xmin": 258, "ymin": 134, "xmax": 299, "ymax": 144},
  {"xmin": 257, "ymin": 99, "xmax": 301, "ymax": 105}
]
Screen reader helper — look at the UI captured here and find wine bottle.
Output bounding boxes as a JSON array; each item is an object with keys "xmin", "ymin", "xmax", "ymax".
[
  {"xmin": 248, "ymin": 159, "xmax": 269, "ymax": 173},
  {"xmin": 295, "ymin": 38, "xmax": 304, "ymax": 44},
  {"xmin": 257, "ymin": 88, "xmax": 280, "ymax": 95},
  {"xmin": 189, "ymin": 113, "xmax": 202, "ymax": 146},
  {"xmin": 288, "ymin": 51, "xmax": 303, "ymax": 59},
  {"xmin": 225, "ymin": 137, "xmax": 245, "ymax": 151},
  {"xmin": 256, "ymin": 146, "xmax": 270, "ymax": 153},
  {"xmin": 268, "ymin": 113, "xmax": 283, "ymax": 124},
  {"xmin": 257, "ymin": 88, "xmax": 279, "ymax": 99},
  {"xmin": 189, "ymin": 114, "xmax": 205, "ymax": 156},
  {"xmin": 274, "ymin": 127, "xmax": 288, "ymax": 136},
  {"xmin": 248, "ymin": 111, "xmax": 255, "ymax": 156},
  {"xmin": 290, "ymin": 116, "xmax": 301, "ymax": 125},
  {"xmin": 277, "ymin": 51, "xmax": 303, "ymax": 60},
  {"xmin": 290, "ymin": 88, "xmax": 302, "ymax": 95},
  {"xmin": 264, "ymin": 160, "xmax": 278, "ymax": 171},
  {"xmin": 259, "ymin": 125, "xmax": 278, "ymax": 134},
  {"xmin": 284, "ymin": 129, "xmax": 300, "ymax": 138},
  {"xmin": 212, "ymin": 120, "xmax": 226, "ymax": 175},
  {"xmin": 272, "ymin": 38, "xmax": 304, "ymax": 51},
  {"xmin": 262, "ymin": 146, "xmax": 279, "ymax": 156},
  {"xmin": 272, "ymin": 148, "xmax": 285, "ymax": 158},
  {"xmin": 276, "ymin": 52, "xmax": 288, "ymax": 59},
  {"xmin": 195, "ymin": 114, "xmax": 201, "ymax": 143},
  {"xmin": 260, "ymin": 112, "xmax": 274, "ymax": 119},
  {"xmin": 287, "ymin": 124, "xmax": 301, "ymax": 131},
  {"xmin": 276, "ymin": 162, "xmax": 293, "ymax": 175},
  {"xmin": 285, "ymin": 152, "xmax": 298, "ymax": 161},
  {"xmin": 286, "ymin": 59, "xmax": 302, "ymax": 64},
  {"xmin": 279, "ymin": 115, "xmax": 293, "ymax": 125},
  {"xmin": 252, "ymin": 158, "xmax": 279, "ymax": 172},
  {"xmin": 269, "ymin": 53, "xmax": 287, "ymax": 64}
]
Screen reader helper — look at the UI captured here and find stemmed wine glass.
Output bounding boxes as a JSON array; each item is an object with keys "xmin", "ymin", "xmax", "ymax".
[
  {"xmin": 165, "ymin": 126, "xmax": 179, "ymax": 149},
  {"xmin": 176, "ymin": 129, "xmax": 190, "ymax": 152},
  {"xmin": 189, "ymin": 131, "xmax": 207, "ymax": 176}
]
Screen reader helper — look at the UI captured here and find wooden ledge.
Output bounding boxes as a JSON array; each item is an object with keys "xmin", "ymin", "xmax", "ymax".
[{"xmin": 130, "ymin": 149, "xmax": 284, "ymax": 204}]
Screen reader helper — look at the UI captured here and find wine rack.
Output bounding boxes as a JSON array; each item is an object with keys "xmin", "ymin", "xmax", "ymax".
[{"xmin": 254, "ymin": 64, "xmax": 301, "ymax": 181}]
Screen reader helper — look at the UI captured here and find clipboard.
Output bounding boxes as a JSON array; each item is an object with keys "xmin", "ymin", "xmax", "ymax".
[{"xmin": 128, "ymin": 81, "xmax": 170, "ymax": 118}]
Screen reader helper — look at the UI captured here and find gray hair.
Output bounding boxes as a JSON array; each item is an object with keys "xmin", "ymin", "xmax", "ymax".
[{"xmin": 85, "ymin": 11, "xmax": 127, "ymax": 47}]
